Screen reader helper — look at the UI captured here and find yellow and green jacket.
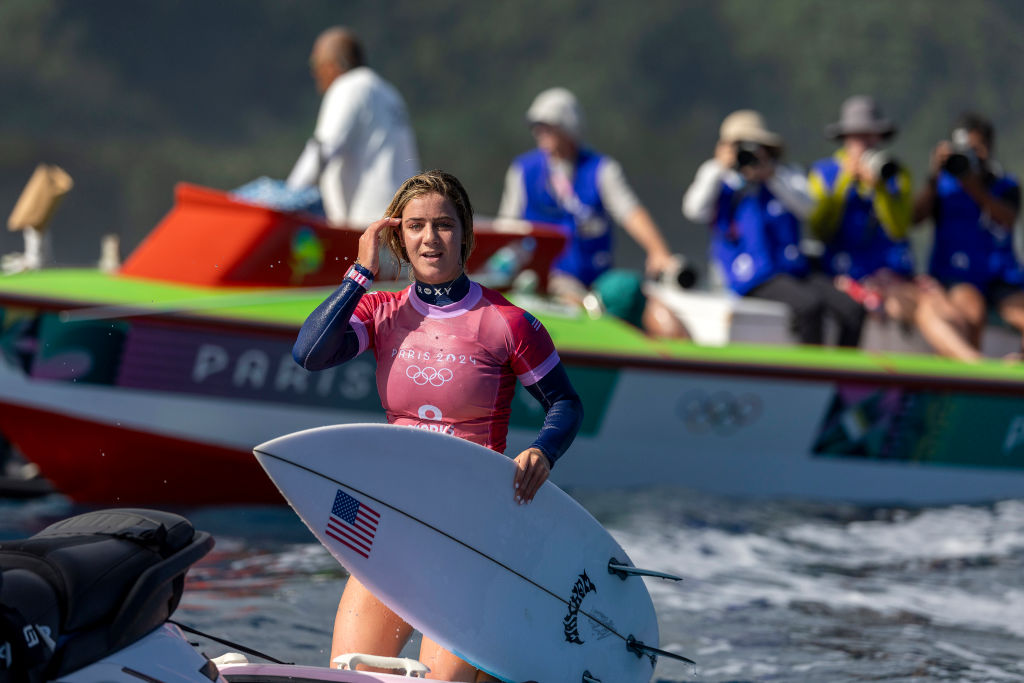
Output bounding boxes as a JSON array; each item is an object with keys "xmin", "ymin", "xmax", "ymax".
[{"xmin": 807, "ymin": 150, "xmax": 914, "ymax": 279}]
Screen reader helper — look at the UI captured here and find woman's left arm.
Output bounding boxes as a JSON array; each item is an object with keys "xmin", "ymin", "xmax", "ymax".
[{"xmin": 512, "ymin": 362, "xmax": 583, "ymax": 503}]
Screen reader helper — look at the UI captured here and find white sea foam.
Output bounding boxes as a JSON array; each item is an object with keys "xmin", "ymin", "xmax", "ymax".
[{"xmin": 610, "ymin": 499, "xmax": 1024, "ymax": 638}]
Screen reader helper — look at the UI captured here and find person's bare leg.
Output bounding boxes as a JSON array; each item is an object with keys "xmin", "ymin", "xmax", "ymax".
[
  {"xmin": 914, "ymin": 287, "xmax": 981, "ymax": 361},
  {"xmin": 419, "ymin": 635, "xmax": 479, "ymax": 681},
  {"xmin": 948, "ymin": 283, "xmax": 987, "ymax": 349},
  {"xmin": 882, "ymin": 280, "xmax": 919, "ymax": 324},
  {"xmin": 998, "ymin": 290, "xmax": 1024, "ymax": 357},
  {"xmin": 642, "ymin": 297, "xmax": 691, "ymax": 339},
  {"xmin": 331, "ymin": 576, "xmax": 413, "ymax": 670}
]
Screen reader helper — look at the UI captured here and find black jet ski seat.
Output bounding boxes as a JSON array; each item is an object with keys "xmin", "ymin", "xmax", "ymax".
[{"xmin": 0, "ymin": 508, "xmax": 213, "ymax": 683}]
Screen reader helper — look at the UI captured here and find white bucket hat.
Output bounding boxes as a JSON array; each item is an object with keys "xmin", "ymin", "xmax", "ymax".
[{"xmin": 526, "ymin": 87, "xmax": 584, "ymax": 140}]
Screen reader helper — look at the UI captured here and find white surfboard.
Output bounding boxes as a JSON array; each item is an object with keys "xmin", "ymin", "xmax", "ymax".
[{"xmin": 253, "ymin": 424, "xmax": 669, "ymax": 683}]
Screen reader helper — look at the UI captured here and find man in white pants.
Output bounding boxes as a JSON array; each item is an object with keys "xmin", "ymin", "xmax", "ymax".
[{"xmin": 287, "ymin": 27, "xmax": 420, "ymax": 228}]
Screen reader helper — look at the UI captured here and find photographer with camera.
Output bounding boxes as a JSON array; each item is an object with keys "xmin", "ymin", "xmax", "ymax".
[
  {"xmin": 911, "ymin": 112, "xmax": 1024, "ymax": 361},
  {"xmin": 683, "ymin": 110, "xmax": 864, "ymax": 346},
  {"xmin": 807, "ymin": 95, "xmax": 917, "ymax": 328}
]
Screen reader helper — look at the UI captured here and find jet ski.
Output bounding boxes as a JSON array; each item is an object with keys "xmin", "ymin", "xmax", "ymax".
[{"xmin": 0, "ymin": 509, "xmax": 436, "ymax": 682}]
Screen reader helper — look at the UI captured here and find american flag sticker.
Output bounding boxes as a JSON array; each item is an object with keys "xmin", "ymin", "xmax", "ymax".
[{"xmin": 325, "ymin": 489, "xmax": 380, "ymax": 559}]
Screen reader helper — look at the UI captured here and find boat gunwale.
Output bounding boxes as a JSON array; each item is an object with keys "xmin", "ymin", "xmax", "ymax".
[
  {"xmin": 564, "ymin": 349, "xmax": 1024, "ymax": 396},
  {"xmin": 4, "ymin": 287, "xmax": 1024, "ymax": 397}
]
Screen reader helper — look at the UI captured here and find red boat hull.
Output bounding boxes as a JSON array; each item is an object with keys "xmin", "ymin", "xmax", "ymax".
[{"xmin": 0, "ymin": 401, "xmax": 282, "ymax": 505}]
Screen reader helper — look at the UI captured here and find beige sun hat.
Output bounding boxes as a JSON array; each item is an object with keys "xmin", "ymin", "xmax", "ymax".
[
  {"xmin": 719, "ymin": 110, "xmax": 783, "ymax": 148},
  {"xmin": 526, "ymin": 87, "xmax": 585, "ymax": 140}
]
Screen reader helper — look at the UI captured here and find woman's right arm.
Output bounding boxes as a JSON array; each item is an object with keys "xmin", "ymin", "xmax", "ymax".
[
  {"xmin": 292, "ymin": 263, "xmax": 374, "ymax": 370},
  {"xmin": 294, "ymin": 216, "xmax": 399, "ymax": 370}
]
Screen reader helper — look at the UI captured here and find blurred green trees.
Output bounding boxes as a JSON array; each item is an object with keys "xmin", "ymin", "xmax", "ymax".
[{"xmin": 1, "ymin": 0, "xmax": 1022, "ymax": 269}]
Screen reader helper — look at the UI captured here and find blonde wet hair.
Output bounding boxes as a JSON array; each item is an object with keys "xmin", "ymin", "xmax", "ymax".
[{"xmin": 381, "ymin": 170, "xmax": 475, "ymax": 272}]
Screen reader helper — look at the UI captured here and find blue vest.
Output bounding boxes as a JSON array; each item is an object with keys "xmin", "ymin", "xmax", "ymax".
[
  {"xmin": 812, "ymin": 157, "xmax": 914, "ymax": 280},
  {"xmin": 517, "ymin": 148, "xmax": 612, "ymax": 287},
  {"xmin": 930, "ymin": 170, "xmax": 1022, "ymax": 287},
  {"xmin": 712, "ymin": 181, "xmax": 808, "ymax": 295}
]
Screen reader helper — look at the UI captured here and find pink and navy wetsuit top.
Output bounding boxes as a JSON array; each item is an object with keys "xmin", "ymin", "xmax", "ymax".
[{"xmin": 293, "ymin": 264, "xmax": 582, "ymax": 465}]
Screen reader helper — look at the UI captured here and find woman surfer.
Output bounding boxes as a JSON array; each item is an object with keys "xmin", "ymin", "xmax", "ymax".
[{"xmin": 292, "ymin": 169, "xmax": 583, "ymax": 681}]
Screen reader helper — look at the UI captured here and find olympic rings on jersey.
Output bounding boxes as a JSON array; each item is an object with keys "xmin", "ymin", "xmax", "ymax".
[{"xmin": 406, "ymin": 365, "xmax": 454, "ymax": 387}]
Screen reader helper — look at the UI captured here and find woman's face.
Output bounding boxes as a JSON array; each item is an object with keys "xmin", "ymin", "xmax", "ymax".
[{"xmin": 400, "ymin": 193, "xmax": 464, "ymax": 284}]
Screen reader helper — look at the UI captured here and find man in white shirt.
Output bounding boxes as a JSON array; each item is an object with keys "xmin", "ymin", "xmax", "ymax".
[{"xmin": 287, "ymin": 27, "xmax": 420, "ymax": 227}]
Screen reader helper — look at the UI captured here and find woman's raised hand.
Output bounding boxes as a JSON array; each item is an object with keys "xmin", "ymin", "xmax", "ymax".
[{"xmin": 357, "ymin": 216, "xmax": 400, "ymax": 276}]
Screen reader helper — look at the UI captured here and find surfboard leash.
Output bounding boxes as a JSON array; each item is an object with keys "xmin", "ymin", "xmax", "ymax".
[{"xmin": 169, "ymin": 620, "xmax": 294, "ymax": 665}]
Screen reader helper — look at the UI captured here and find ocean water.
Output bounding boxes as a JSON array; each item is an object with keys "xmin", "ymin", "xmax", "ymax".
[{"xmin": 2, "ymin": 489, "xmax": 1023, "ymax": 682}]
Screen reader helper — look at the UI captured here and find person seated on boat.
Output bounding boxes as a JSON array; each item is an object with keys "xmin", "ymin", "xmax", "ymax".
[
  {"xmin": 682, "ymin": 110, "xmax": 865, "ymax": 347},
  {"xmin": 286, "ymin": 27, "xmax": 420, "ymax": 228},
  {"xmin": 292, "ymin": 170, "xmax": 583, "ymax": 682},
  {"xmin": 911, "ymin": 112, "xmax": 1024, "ymax": 361},
  {"xmin": 497, "ymin": 87, "xmax": 689, "ymax": 338},
  {"xmin": 808, "ymin": 95, "xmax": 918, "ymax": 330}
]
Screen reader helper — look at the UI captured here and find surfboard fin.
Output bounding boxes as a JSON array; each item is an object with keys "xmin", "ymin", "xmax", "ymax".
[
  {"xmin": 626, "ymin": 635, "xmax": 696, "ymax": 666},
  {"xmin": 581, "ymin": 671, "xmax": 601, "ymax": 683},
  {"xmin": 608, "ymin": 557, "xmax": 683, "ymax": 582}
]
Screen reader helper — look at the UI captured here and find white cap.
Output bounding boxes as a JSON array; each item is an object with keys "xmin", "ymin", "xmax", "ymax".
[{"xmin": 526, "ymin": 87, "xmax": 584, "ymax": 140}]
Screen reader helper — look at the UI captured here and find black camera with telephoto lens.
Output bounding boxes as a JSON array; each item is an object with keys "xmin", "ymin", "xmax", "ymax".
[
  {"xmin": 734, "ymin": 142, "xmax": 762, "ymax": 170},
  {"xmin": 942, "ymin": 128, "xmax": 979, "ymax": 177},
  {"xmin": 860, "ymin": 149, "xmax": 900, "ymax": 181},
  {"xmin": 657, "ymin": 254, "xmax": 699, "ymax": 290}
]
